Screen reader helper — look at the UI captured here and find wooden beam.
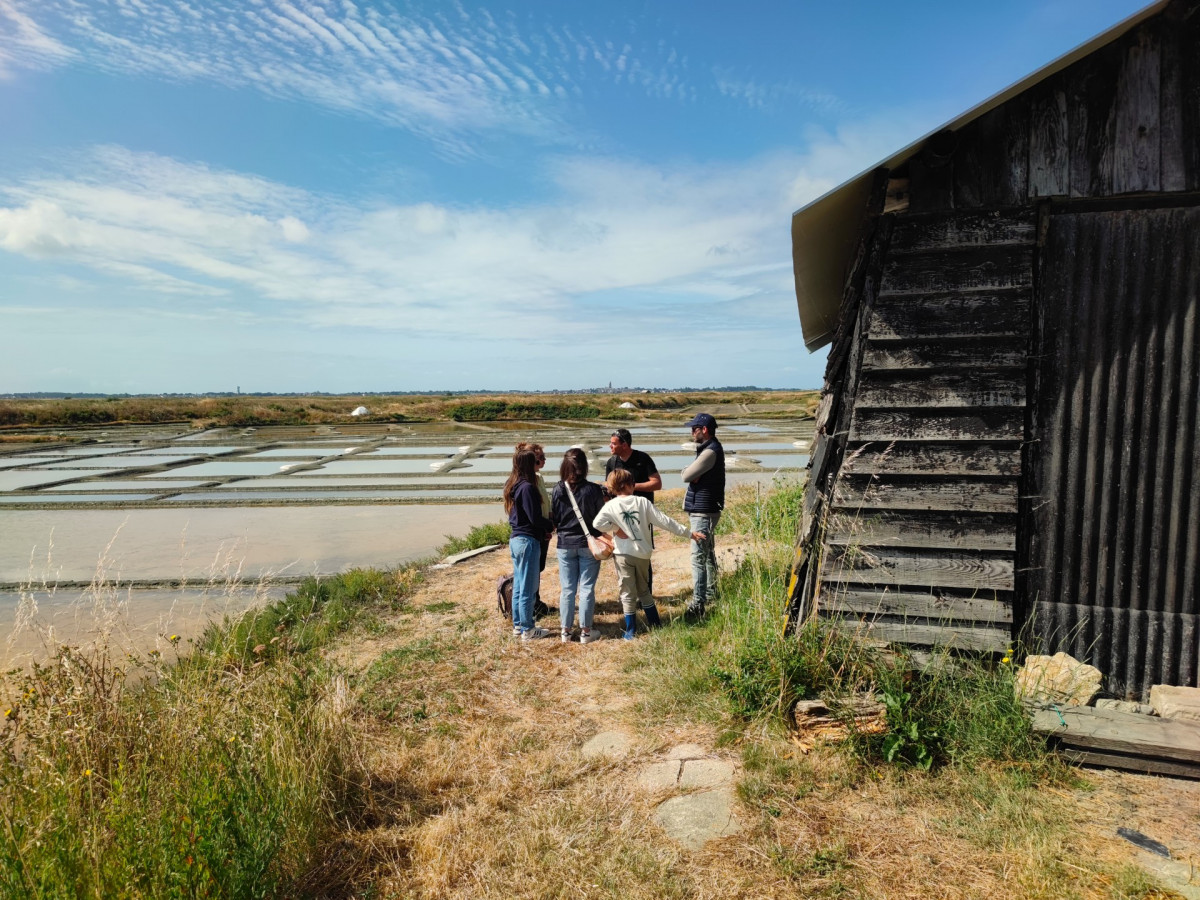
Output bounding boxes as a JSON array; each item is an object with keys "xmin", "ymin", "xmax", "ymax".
[
  {"xmin": 833, "ymin": 478, "xmax": 1018, "ymax": 514},
  {"xmin": 861, "ymin": 337, "xmax": 1028, "ymax": 372},
  {"xmin": 823, "ymin": 587, "xmax": 1013, "ymax": 624},
  {"xmin": 823, "ymin": 616, "xmax": 1010, "ymax": 652},
  {"xmin": 1032, "ymin": 704, "xmax": 1200, "ymax": 764},
  {"xmin": 850, "ymin": 408, "xmax": 1024, "ymax": 442},
  {"xmin": 879, "ymin": 247, "xmax": 1033, "ymax": 296},
  {"xmin": 889, "ymin": 211, "xmax": 1035, "ymax": 253},
  {"xmin": 823, "ymin": 546, "xmax": 1015, "ymax": 591},
  {"xmin": 856, "ymin": 371, "xmax": 1026, "ymax": 409},
  {"xmin": 824, "ymin": 510, "xmax": 1018, "ymax": 552},
  {"xmin": 1113, "ymin": 27, "xmax": 1161, "ymax": 193},
  {"xmin": 1029, "ymin": 83, "xmax": 1070, "ymax": 197},
  {"xmin": 840, "ymin": 442, "xmax": 1022, "ymax": 477},
  {"xmin": 868, "ymin": 291, "xmax": 1031, "ymax": 341}
]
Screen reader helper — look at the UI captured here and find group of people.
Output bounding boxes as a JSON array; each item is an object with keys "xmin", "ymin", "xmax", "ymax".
[{"xmin": 502, "ymin": 413, "xmax": 726, "ymax": 642}]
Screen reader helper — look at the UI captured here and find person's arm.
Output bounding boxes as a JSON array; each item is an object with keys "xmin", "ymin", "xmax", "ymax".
[
  {"xmin": 519, "ymin": 483, "xmax": 551, "ymax": 534},
  {"xmin": 681, "ymin": 448, "xmax": 717, "ymax": 483},
  {"xmin": 582, "ymin": 486, "xmax": 605, "ymax": 537},
  {"xmin": 639, "ymin": 472, "xmax": 663, "ymax": 493},
  {"xmin": 645, "ymin": 502, "xmax": 690, "ymax": 539}
]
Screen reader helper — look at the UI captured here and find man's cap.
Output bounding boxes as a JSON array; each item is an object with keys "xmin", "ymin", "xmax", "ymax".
[{"xmin": 684, "ymin": 412, "xmax": 717, "ymax": 430}]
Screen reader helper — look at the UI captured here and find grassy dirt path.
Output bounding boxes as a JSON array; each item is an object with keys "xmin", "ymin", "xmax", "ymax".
[{"xmin": 314, "ymin": 535, "xmax": 1200, "ymax": 900}]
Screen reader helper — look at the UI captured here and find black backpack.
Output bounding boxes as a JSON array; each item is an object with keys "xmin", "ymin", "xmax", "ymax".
[{"xmin": 496, "ymin": 574, "xmax": 549, "ymax": 618}]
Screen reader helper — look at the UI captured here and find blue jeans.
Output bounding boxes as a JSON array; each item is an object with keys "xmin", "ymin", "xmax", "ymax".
[
  {"xmin": 689, "ymin": 512, "xmax": 720, "ymax": 605},
  {"xmin": 557, "ymin": 547, "xmax": 600, "ymax": 630},
  {"xmin": 510, "ymin": 535, "xmax": 541, "ymax": 632}
]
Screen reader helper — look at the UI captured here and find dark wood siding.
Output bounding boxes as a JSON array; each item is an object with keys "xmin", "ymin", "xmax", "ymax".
[
  {"xmin": 904, "ymin": 7, "xmax": 1200, "ymax": 213},
  {"xmin": 813, "ymin": 210, "xmax": 1036, "ymax": 652},
  {"xmin": 1029, "ymin": 206, "xmax": 1200, "ymax": 698}
]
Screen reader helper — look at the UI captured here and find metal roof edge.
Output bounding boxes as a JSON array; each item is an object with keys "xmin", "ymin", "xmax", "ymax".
[{"xmin": 791, "ymin": 0, "xmax": 1171, "ymax": 353}]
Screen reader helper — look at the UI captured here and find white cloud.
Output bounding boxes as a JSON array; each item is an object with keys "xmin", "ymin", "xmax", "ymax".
[{"xmin": 0, "ymin": 122, "xmax": 910, "ymax": 344}]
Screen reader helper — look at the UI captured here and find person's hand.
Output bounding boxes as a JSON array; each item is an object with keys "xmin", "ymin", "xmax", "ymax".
[
  {"xmin": 615, "ymin": 529, "xmax": 629, "ymax": 540},
  {"xmin": 690, "ymin": 531, "xmax": 707, "ymax": 542}
]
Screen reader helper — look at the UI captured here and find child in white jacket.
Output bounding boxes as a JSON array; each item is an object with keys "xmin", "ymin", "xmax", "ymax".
[{"xmin": 593, "ymin": 468, "xmax": 707, "ymax": 640}]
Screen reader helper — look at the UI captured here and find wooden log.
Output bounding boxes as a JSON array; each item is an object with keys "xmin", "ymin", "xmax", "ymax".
[
  {"xmin": 823, "ymin": 616, "xmax": 1010, "ymax": 652},
  {"xmin": 1113, "ymin": 27, "xmax": 1161, "ymax": 193},
  {"xmin": 888, "ymin": 211, "xmax": 1035, "ymax": 253},
  {"xmin": 833, "ymin": 478, "xmax": 1018, "ymax": 514},
  {"xmin": 879, "ymin": 246, "xmax": 1033, "ymax": 296},
  {"xmin": 823, "ymin": 546, "xmax": 1015, "ymax": 591},
  {"xmin": 861, "ymin": 337, "xmax": 1027, "ymax": 371},
  {"xmin": 824, "ymin": 587, "xmax": 1013, "ymax": 625},
  {"xmin": 1032, "ymin": 704, "xmax": 1200, "ymax": 764},
  {"xmin": 850, "ymin": 408, "xmax": 1024, "ymax": 442},
  {"xmin": 856, "ymin": 371, "xmax": 1026, "ymax": 409},
  {"xmin": 868, "ymin": 291, "xmax": 1031, "ymax": 341},
  {"xmin": 840, "ymin": 442, "xmax": 1021, "ymax": 477},
  {"xmin": 824, "ymin": 510, "xmax": 1017, "ymax": 552},
  {"xmin": 1029, "ymin": 83, "xmax": 1070, "ymax": 197}
]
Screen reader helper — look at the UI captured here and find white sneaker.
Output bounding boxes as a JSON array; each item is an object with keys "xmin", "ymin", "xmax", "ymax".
[
  {"xmin": 512, "ymin": 626, "xmax": 522, "ymax": 638},
  {"xmin": 561, "ymin": 628, "xmax": 572, "ymax": 643},
  {"xmin": 521, "ymin": 627, "xmax": 552, "ymax": 641},
  {"xmin": 579, "ymin": 629, "xmax": 602, "ymax": 644}
]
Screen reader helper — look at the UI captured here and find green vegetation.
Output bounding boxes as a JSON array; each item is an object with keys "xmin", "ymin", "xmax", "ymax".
[
  {"xmin": 438, "ymin": 521, "xmax": 511, "ymax": 556},
  {"xmin": 0, "ymin": 390, "xmax": 820, "ymax": 430},
  {"xmin": 0, "ymin": 567, "xmax": 421, "ymax": 898}
]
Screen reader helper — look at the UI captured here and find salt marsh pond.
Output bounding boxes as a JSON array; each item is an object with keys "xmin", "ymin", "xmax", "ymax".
[{"xmin": 0, "ymin": 417, "xmax": 812, "ymax": 661}]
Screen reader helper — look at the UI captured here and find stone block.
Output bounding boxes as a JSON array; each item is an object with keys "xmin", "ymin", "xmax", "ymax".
[
  {"xmin": 1015, "ymin": 652, "xmax": 1103, "ymax": 706},
  {"xmin": 1150, "ymin": 685, "xmax": 1200, "ymax": 723}
]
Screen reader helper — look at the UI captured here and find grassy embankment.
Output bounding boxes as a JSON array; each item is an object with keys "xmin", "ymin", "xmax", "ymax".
[
  {"xmin": 0, "ymin": 390, "xmax": 820, "ymax": 433},
  {"xmin": 0, "ymin": 480, "xmax": 1159, "ymax": 897}
]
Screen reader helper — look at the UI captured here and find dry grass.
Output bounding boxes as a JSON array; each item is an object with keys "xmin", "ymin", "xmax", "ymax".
[{"xmin": 312, "ymin": 531, "xmax": 1175, "ymax": 900}]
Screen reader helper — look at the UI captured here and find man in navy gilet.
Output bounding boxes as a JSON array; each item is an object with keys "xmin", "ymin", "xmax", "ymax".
[{"xmin": 681, "ymin": 412, "xmax": 725, "ymax": 618}]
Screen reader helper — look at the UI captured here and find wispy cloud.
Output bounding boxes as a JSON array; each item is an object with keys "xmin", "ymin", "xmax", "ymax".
[
  {"xmin": 0, "ymin": 120, "xmax": 908, "ymax": 344},
  {"xmin": 0, "ymin": 0, "xmax": 74, "ymax": 78},
  {"xmin": 713, "ymin": 67, "xmax": 844, "ymax": 114}
]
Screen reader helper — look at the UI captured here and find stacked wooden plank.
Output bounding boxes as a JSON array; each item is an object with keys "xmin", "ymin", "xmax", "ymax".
[
  {"xmin": 816, "ymin": 210, "xmax": 1035, "ymax": 652},
  {"xmin": 1032, "ymin": 704, "xmax": 1200, "ymax": 779}
]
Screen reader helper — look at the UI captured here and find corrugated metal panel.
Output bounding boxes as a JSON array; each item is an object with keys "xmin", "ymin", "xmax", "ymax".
[{"xmin": 1030, "ymin": 206, "xmax": 1200, "ymax": 698}]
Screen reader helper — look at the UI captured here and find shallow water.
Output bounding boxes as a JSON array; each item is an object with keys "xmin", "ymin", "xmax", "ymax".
[{"xmin": 0, "ymin": 503, "xmax": 503, "ymax": 583}]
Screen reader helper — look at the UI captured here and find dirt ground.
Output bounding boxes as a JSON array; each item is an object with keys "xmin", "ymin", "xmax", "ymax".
[{"xmin": 319, "ymin": 539, "xmax": 1200, "ymax": 899}]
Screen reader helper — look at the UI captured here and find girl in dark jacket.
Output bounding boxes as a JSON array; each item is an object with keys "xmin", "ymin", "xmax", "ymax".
[
  {"xmin": 551, "ymin": 448, "xmax": 606, "ymax": 643},
  {"xmin": 504, "ymin": 446, "xmax": 554, "ymax": 640}
]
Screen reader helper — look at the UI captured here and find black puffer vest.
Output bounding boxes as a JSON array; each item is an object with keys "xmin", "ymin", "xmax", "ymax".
[{"xmin": 684, "ymin": 437, "xmax": 725, "ymax": 513}]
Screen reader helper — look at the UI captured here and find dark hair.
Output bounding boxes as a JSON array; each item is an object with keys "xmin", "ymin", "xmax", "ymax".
[
  {"xmin": 559, "ymin": 448, "xmax": 588, "ymax": 487},
  {"xmin": 503, "ymin": 448, "xmax": 540, "ymax": 514},
  {"xmin": 611, "ymin": 428, "xmax": 632, "ymax": 447}
]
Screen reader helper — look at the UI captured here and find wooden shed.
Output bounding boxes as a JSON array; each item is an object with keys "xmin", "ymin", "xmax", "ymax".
[{"xmin": 789, "ymin": 0, "xmax": 1199, "ymax": 698}]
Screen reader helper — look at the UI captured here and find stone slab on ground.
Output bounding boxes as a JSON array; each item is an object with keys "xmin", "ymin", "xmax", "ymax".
[
  {"xmin": 637, "ymin": 761, "xmax": 681, "ymax": 790},
  {"xmin": 581, "ymin": 731, "xmax": 633, "ymax": 760},
  {"xmin": 654, "ymin": 789, "xmax": 742, "ymax": 850},
  {"xmin": 1095, "ymin": 699, "xmax": 1154, "ymax": 715},
  {"xmin": 679, "ymin": 759, "xmax": 736, "ymax": 789},
  {"xmin": 431, "ymin": 544, "xmax": 503, "ymax": 568},
  {"xmin": 1150, "ymin": 685, "xmax": 1200, "ymax": 723},
  {"xmin": 665, "ymin": 743, "xmax": 708, "ymax": 760}
]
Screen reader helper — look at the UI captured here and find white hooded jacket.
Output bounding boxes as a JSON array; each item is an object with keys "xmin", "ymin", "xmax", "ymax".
[{"xmin": 592, "ymin": 494, "xmax": 689, "ymax": 559}]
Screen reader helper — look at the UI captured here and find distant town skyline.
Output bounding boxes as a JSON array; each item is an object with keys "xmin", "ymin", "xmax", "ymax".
[{"xmin": 0, "ymin": 0, "xmax": 1149, "ymax": 393}]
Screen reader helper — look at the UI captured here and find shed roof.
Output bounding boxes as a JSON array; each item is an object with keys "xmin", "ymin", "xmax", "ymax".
[{"xmin": 791, "ymin": 0, "xmax": 1169, "ymax": 352}]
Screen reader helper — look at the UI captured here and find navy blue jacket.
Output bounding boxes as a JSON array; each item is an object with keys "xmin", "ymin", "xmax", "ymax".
[
  {"xmin": 684, "ymin": 437, "xmax": 726, "ymax": 514},
  {"xmin": 508, "ymin": 480, "xmax": 553, "ymax": 540},
  {"xmin": 551, "ymin": 480, "xmax": 605, "ymax": 549}
]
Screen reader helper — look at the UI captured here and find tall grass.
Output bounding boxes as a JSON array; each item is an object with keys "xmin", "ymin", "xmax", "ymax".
[
  {"xmin": 0, "ymin": 566, "xmax": 420, "ymax": 898},
  {"xmin": 633, "ymin": 478, "xmax": 1049, "ymax": 774}
]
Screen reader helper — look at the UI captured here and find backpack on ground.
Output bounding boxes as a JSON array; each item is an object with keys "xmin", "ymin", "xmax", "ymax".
[{"xmin": 495, "ymin": 573, "xmax": 549, "ymax": 618}]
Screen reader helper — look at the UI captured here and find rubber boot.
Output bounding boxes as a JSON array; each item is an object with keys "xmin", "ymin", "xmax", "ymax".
[
  {"xmin": 623, "ymin": 613, "xmax": 637, "ymax": 641},
  {"xmin": 642, "ymin": 604, "xmax": 662, "ymax": 629}
]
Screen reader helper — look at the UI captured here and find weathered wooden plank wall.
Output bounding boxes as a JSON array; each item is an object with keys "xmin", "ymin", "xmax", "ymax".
[
  {"xmin": 1030, "ymin": 207, "xmax": 1200, "ymax": 698},
  {"xmin": 906, "ymin": 6, "xmax": 1200, "ymax": 210},
  {"xmin": 813, "ymin": 211, "xmax": 1035, "ymax": 651}
]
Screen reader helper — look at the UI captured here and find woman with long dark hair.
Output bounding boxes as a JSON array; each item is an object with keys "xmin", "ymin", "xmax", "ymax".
[
  {"xmin": 551, "ymin": 448, "xmax": 607, "ymax": 643},
  {"xmin": 504, "ymin": 446, "xmax": 554, "ymax": 640}
]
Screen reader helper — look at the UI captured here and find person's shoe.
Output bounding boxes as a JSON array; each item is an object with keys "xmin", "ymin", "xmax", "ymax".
[
  {"xmin": 561, "ymin": 628, "xmax": 572, "ymax": 643},
  {"xmin": 521, "ymin": 626, "xmax": 552, "ymax": 641},
  {"xmin": 512, "ymin": 626, "xmax": 522, "ymax": 637},
  {"xmin": 642, "ymin": 604, "xmax": 662, "ymax": 629},
  {"xmin": 622, "ymin": 628, "xmax": 637, "ymax": 641},
  {"xmin": 580, "ymin": 629, "xmax": 602, "ymax": 644},
  {"xmin": 684, "ymin": 600, "xmax": 706, "ymax": 620}
]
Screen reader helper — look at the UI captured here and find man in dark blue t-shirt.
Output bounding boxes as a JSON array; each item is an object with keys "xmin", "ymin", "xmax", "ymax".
[{"xmin": 606, "ymin": 428, "xmax": 662, "ymax": 602}]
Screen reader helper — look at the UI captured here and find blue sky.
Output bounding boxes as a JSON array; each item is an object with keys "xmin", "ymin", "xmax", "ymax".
[{"xmin": 0, "ymin": 0, "xmax": 1148, "ymax": 394}]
